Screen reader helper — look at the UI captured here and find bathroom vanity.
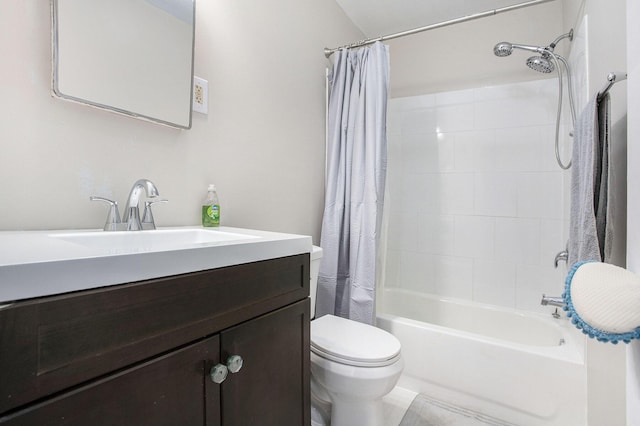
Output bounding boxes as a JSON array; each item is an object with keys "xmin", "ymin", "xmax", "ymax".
[{"xmin": 0, "ymin": 227, "xmax": 312, "ymax": 425}]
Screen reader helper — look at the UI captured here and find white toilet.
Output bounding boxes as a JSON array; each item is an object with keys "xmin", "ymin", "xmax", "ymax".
[{"xmin": 309, "ymin": 246, "xmax": 403, "ymax": 426}]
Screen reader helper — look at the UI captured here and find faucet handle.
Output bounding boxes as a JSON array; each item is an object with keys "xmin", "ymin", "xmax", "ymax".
[
  {"xmin": 142, "ymin": 199, "xmax": 168, "ymax": 230},
  {"xmin": 90, "ymin": 196, "xmax": 123, "ymax": 231},
  {"xmin": 554, "ymin": 249, "xmax": 569, "ymax": 268}
]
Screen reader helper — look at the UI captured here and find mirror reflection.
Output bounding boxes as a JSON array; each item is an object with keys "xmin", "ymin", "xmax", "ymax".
[{"xmin": 52, "ymin": 0, "xmax": 195, "ymax": 129}]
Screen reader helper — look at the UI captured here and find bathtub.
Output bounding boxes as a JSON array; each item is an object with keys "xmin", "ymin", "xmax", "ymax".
[{"xmin": 376, "ymin": 288, "xmax": 587, "ymax": 426}]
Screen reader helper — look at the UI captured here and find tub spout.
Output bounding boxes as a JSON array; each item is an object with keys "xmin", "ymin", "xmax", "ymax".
[{"xmin": 541, "ymin": 294, "xmax": 564, "ymax": 308}]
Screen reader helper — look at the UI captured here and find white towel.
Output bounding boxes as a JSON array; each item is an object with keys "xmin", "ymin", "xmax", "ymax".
[{"xmin": 568, "ymin": 93, "xmax": 611, "ymax": 266}]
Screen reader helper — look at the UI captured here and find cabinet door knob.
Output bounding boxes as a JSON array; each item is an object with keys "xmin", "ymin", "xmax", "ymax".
[
  {"xmin": 226, "ymin": 355, "xmax": 243, "ymax": 373},
  {"xmin": 210, "ymin": 363, "xmax": 229, "ymax": 384}
]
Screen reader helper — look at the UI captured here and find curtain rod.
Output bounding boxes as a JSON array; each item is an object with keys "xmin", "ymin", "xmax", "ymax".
[
  {"xmin": 597, "ymin": 71, "xmax": 627, "ymax": 102},
  {"xmin": 324, "ymin": 0, "xmax": 556, "ymax": 58}
]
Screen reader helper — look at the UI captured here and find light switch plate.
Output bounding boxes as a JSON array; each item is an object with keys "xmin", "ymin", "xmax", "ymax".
[{"xmin": 193, "ymin": 76, "xmax": 208, "ymax": 114}]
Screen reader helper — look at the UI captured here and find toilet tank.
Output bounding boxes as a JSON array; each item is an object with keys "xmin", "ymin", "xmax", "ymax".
[{"xmin": 310, "ymin": 246, "xmax": 323, "ymax": 319}]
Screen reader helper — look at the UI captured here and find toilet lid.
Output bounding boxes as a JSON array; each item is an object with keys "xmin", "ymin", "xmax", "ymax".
[{"xmin": 311, "ymin": 315, "xmax": 401, "ymax": 367}]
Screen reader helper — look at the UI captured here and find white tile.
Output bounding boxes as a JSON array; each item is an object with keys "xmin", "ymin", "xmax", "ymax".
[
  {"xmin": 558, "ymin": 123, "xmax": 574, "ymax": 167},
  {"xmin": 399, "ymin": 251, "xmax": 436, "ymax": 293},
  {"xmin": 387, "ymin": 133, "xmax": 403, "ymax": 163},
  {"xmin": 417, "ymin": 214, "xmax": 455, "ymax": 255},
  {"xmin": 439, "ymin": 173, "xmax": 474, "ymax": 214},
  {"xmin": 436, "ymin": 104, "xmax": 475, "ymax": 133},
  {"xmin": 541, "ymin": 219, "xmax": 567, "ymax": 268},
  {"xmin": 401, "ymin": 133, "xmax": 454, "ymax": 173},
  {"xmin": 562, "ymin": 170, "xmax": 572, "ymax": 222},
  {"xmin": 515, "ymin": 263, "xmax": 566, "ymax": 313},
  {"xmin": 495, "ymin": 217, "xmax": 542, "ymax": 265},
  {"xmin": 400, "ymin": 108, "xmax": 437, "ymax": 135},
  {"xmin": 493, "ymin": 127, "xmax": 543, "ymax": 172},
  {"xmin": 475, "ymin": 80, "xmax": 551, "ymax": 103},
  {"xmin": 386, "ymin": 211, "xmax": 418, "ymax": 251},
  {"xmin": 516, "ymin": 172, "xmax": 564, "ymax": 219},
  {"xmin": 435, "ymin": 88, "xmax": 474, "ymax": 106},
  {"xmin": 454, "ymin": 215, "xmax": 494, "ymax": 259},
  {"xmin": 472, "ymin": 260, "xmax": 517, "ymax": 308},
  {"xmin": 390, "ymin": 94, "xmax": 435, "ymax": 112},
  {"xmin": 538, "ymin": 125, "xmax": 562, "ymax": 172},
  {"xmin": 453, "ymin": 129, "xmax": 495, "ymax": 171},
  {"xmin": 382, "ymin": 249, "xmax": 401, "ymax": 288},
  {"xmin": 474, "ymin": 172, "xmax": 517, "ymax": 217},
  {"xmin": 474, "ymin": 92, "xmax": 555, "ymax": 130},
  {"xmin": 384, "ymin": 174, "xmax": 403, "ymax": 212},
  {"xmin": 387, "ymin": 173, "xmax": 433, "ymax": 215},
  {"xmin": 435, "ymin": 131, "xmax": 456, "ymax": 172},
  {"xmin": 433, "ymin": 255, "xmax": 473, "ymax": 299},
  {"xmin": 473, "ymin": 83, "xmax": 513, "ymax": 102},
  {"xmin": 387, "ymin": 109, "xmax": 402, "ymax": 136}
]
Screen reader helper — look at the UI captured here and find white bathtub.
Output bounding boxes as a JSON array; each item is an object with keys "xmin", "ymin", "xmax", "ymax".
[{"xmin": 377, "ymin": 288, "xmax": 587, "ymax": 426}]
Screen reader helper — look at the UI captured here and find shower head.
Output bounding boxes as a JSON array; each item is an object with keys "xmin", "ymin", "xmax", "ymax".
[
  {"xmin": 526, "ymin": 54, "xmax": 555, "ymax": 73},
  {"xmin": 493, "ymin": 30, "xmax": 573, "ymax": 65},
  {"xmin": 493, "ymin": 42, "xmax": 546, "ymax": 57},
  {"xmin": 493, "ymin": 42, "xmax": 513, "ymax": 57}
]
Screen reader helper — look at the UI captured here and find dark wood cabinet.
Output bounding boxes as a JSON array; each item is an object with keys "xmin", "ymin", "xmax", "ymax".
[
  {"xmin": 0, "ymin": 254, "xmax": 310, "ymax": 425},
  {"xmin": 221, "ymin": 301, "xmax": 309, "ymax": 425}
]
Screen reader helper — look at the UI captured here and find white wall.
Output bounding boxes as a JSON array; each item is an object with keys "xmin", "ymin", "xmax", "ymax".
[
  {"xmin": 626, "ymin": 1, "xmax": 640, "ymax": 424},
  {"xmin": 561, "ymin": 1, "xmax": 628, "ymax": 425},
  {"xmin": 385, "ymin": 79, "xmax": 567, "ymax": 314},
  {"xmin": 386, "ymin": 1, "xmax": 563, "ymax": 97},
  {"xmin": 0, "ymin": 0, "xmax": 363, "ymax": 242}
]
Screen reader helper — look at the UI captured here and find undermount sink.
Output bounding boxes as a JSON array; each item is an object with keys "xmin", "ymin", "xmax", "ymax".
[{"xmin": 50, "ymin": 228, "xmax": 257, "ymax": 251}]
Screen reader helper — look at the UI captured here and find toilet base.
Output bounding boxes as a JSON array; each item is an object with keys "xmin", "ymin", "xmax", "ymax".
[
  {"xmin": 310, "ymin": 353, "xmax": 403, "ymax": 426},
  {"xmin": 311, "ymin": 394, "xmax": 386, "ymax": 426},
  {"xmin": 311, "ymin": 390, "xmax": 331, "ymax": 426},
  {"xmin": 331, "ymin": 397, "xmax": 385, "ymax": 426}
]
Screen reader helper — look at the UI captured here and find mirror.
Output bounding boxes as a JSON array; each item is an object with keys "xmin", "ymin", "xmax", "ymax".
[{"xmin": 51, "ymin": 0, "xmax": 195, "ymax": 129}]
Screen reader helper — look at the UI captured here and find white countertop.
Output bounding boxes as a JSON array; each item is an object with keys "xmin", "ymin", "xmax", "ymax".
[{"xmin": 0, "ymin": 226, "xmax": 312, "ymax": 304}]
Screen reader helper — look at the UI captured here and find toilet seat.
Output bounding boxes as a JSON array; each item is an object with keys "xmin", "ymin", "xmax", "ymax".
[{"xmin": 311, "ymin": 315, "xmax": 401, "ymax": 367}]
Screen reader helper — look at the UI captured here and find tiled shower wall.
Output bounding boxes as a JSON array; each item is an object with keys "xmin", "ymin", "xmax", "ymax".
[{"xmin": 384, "ymin": 79, "xmax": 570, "ymax": 313}]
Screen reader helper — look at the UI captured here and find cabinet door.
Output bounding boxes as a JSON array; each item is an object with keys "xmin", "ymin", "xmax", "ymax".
[
  {"xmin": 220, "ymin": 300, "xmax": 310, "ymax": 425},
  {"xmin": 1, "ymin": 336, "xmax": 221, "ymax": 426}
]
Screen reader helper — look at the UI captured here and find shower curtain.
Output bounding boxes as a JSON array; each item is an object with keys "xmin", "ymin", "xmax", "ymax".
[{"xmin": 316, "ymin": 41, "xmax": 390, "ymax": 325}]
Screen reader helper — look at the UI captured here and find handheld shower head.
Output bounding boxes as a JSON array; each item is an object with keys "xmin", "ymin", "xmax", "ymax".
[
  {"xmin": 493, "ymin": 42, "xmax": 546, "ymax": 57},
  {"xmin": 494, "ymin": 42, "xmax": 513, "ymax": 57},
  {"xmin": 492, "ymin": 29, "xmax": 576, "ymax": 170}
]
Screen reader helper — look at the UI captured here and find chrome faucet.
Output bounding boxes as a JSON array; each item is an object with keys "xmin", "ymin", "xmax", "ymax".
[
  {"xmin": 540, "ymin": 294, "xmax": 564, "ymax": 308},
  {"xmin": 141, "ymin": 199, "xmax": 168, "ymax": 230},
  {"xmin": 90, "ymin": 196, "xmax": 125, "ymax": 231},
  {"xmin": 554, "ymin": 250, "xmax": 569, "ymax": 268},
  {"xmin": 122, "ymin": 179, "xmax": 160, "ymax": 231}
]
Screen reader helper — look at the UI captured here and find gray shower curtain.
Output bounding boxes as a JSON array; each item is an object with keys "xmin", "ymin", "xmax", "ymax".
[{"xmin": 316, "ymin": 41, "xmax": 390, "ymax": 325}]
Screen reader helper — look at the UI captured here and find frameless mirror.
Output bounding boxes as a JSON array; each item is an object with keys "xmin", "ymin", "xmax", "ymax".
[{"xmin": 51, "ymin": 0, "xmax": 195, "ymax": 129}]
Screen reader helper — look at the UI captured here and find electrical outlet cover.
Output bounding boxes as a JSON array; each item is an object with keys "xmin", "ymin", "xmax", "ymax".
[{"xmin": 193, "ymin": 76, "xmax": 208, "ymax": 114}]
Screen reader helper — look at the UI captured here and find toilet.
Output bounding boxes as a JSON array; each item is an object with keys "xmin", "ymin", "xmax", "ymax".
[{"xmin": 309, "ymin": 246, "xmax": 403, "ymax": 426}]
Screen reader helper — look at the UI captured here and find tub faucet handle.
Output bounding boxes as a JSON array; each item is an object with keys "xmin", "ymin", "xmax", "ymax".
[{"xmin": 554, "ymin": 249, "xmax": 568, "ymax": 268}]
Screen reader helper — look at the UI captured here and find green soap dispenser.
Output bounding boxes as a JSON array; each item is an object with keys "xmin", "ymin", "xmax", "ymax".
[{"xmin": 202, "ymin": 184, "xmax": 220, "ymax": 227}]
